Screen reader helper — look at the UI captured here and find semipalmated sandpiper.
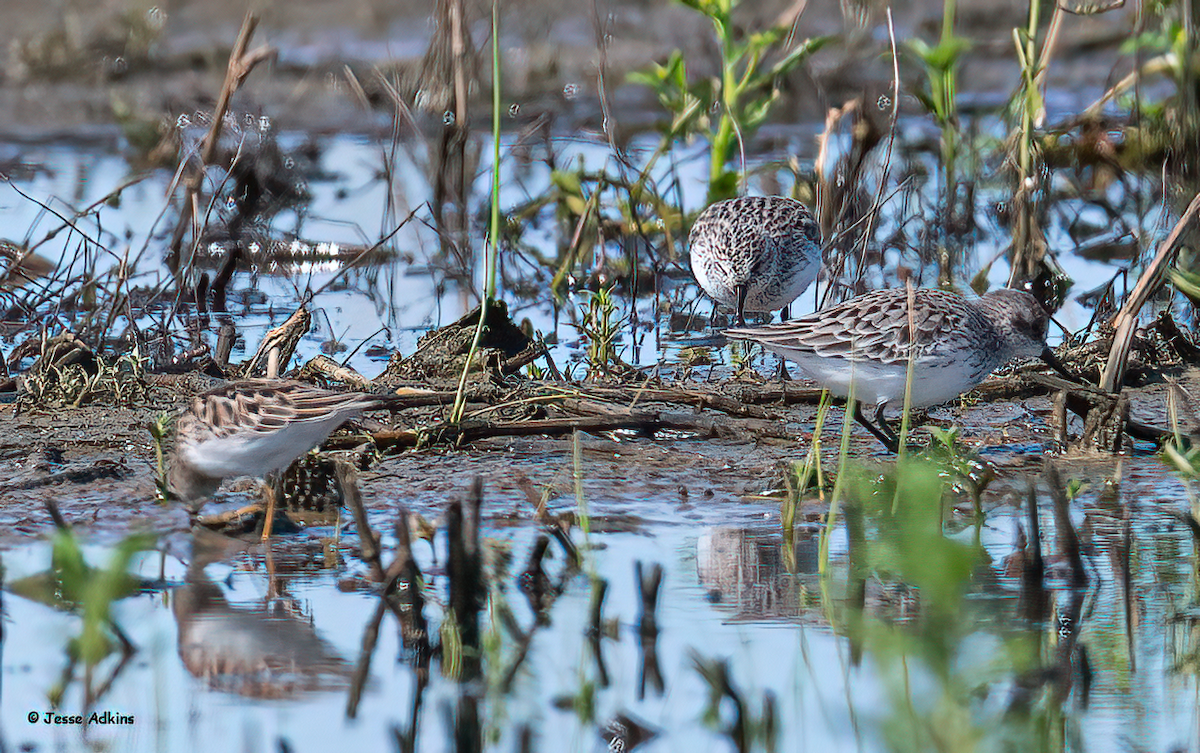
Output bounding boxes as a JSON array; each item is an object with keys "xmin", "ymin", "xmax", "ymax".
[
  {"xmin": 689, "ymin": 196, "xmax": 822, "ymax": 325},
  {"xmin": 728, "ymin": 287, "xmax": 1066, "ymax": 450},
  {"xmin": 169, "ymin": 379, "xmax": 397, "ymax": 538}
]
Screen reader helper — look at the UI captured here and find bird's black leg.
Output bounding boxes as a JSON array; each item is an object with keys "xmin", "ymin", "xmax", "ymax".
[
  {"xmin": 852, "ymin": 401, "xmax": 900, "ymax": 453},
  {"xmin": 874, "ymin": 402, "xmax": 901, "ymax": 447},
  {"xmin": 775, "ymin": 357, "xmax": 791, "ymax": 381},
  {"xmin": 774, "ymin": 305, "xmax": 792, "ymax": 380},
  {"xmin": 780, "ymin": 304, "xmax": 790, "ymax": 322},
  {"xmin": 736, "ymin": 284, "xmax": 749, "ymax": 327}
]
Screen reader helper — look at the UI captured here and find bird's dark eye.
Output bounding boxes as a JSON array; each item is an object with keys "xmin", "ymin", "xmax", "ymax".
[{"xmin": 805, "ymin": 222, "xmax": 821, "ymax": 245}]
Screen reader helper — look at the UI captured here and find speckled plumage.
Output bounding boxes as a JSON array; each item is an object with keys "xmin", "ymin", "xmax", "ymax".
[
  {"xmin": 169, "ymin": 379, "xmax": 392, "ymax": 503},
  {"xmin": 689, "ymin": 196, "xmax": 822, "ymax": 322},
  {"xmin": 728, "ymin": 288, "xmax": 1055, "ymax": 448}
]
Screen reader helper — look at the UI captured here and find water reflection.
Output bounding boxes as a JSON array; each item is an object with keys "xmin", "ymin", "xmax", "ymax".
[
  {"xmin": 688, "ymin": 455, "xmax": 1132, "ymax": 751},
  {"xmin": 696, "ymin": 526, "xmax": 821, "ymax": 620},
  {"xmin": 173, "ymin": 549, "xmax": 351, "ymax": 699},
  {"xmin": 3, "ymin": 465, "xmax": 1199, "ymax": 750}
]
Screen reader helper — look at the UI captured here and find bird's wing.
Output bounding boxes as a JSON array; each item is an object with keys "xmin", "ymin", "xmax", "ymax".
[
  {"xmin": 195, "ymin": 380, "xmax": 377, "ymax": 438},
  {"xmin": 727, "ymin": 289, "xmax": 975, "ymax": 364}
]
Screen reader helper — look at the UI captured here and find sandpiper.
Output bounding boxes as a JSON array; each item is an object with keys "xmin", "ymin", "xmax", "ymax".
[
  {"xmin": 169, "ymin": 379, "xmax": 400, "ymax": 539},
  {"xmin": 689, "ymin": 196, "xmax": 822, "ymax": 326},
  {"xmin": 727, "ymin": 287, "xmax": 1067, "ymax": 451}
]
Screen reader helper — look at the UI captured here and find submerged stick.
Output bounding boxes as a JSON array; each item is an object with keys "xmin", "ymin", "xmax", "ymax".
[
  {"xmin": 338, "ymin": 462, "xmax": 385, "ymax": 583},
  {"xmin": 518, "ymin": 536, "xmax": 553, "ymax": 623},
  {"xmin": 1024, "ymin": 482, "xmax": 1044, "ymax": 581},
  {"xmin": 1121, "ymin": 501, "xmax": 1136, "ymax": 674},
  {"xmin": 588, "ymin": 576, "xmax": 609, "ymax": 636},
  {"xmin": 1017, "ymin": 481, "xmax": 1049, "ymax": 625},
  {"xmin": 1044, "ymin": 462, "xmax": 1088, "ymax": 588},
  {"xmin": 635, "ymin": 562, "xmax": 664, "ymax": 698},
  {"xmin": 387, "ymin": 504, "xmax": 430, "ymax": 657},
  {"xmin": 843, "ymin": 502, "xmax": 867, "ymax": 666},
  {"xmin": 346, "ymin": 599, "xmax": 387, "ymax": 719},
  {"xmin": 446, "ymin": 478, "xmax": 484, "ymax": 656},
  {"xmin": 499, "ymin": 528, "xmax": 580, "ymax": 693}
]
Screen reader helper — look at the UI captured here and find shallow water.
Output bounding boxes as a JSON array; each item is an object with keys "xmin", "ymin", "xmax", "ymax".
[
  {"xmin": 4, "ymin": 479, "xmax": 1199, "ymax": 752},
  {"xmin": 1, "ymin": 121, "xmax": 1164, "ymax": 379}
]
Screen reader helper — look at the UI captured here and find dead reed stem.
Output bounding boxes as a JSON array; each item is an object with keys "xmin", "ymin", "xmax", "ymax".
[
  {"xmin": 1100, "ymin": 191, "xmax": 1200, "ymax": 391},
  {"xmin": 167, "ymin": 12, "xmax": 274, "ymax": 269},
  {"xmin": 338, "ymin": 461, "xmax": 386, "ymax": 583}
]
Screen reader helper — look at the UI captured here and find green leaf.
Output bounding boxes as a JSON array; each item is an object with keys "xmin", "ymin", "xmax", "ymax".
[
  {"xmin": 627, "ymin": 50, "xmax": 687, "ymax": 94},
  {"xmin": 910, "ymin": 88, "xmax": 939, "ymax": 117},
  {"xmin": 850, "ymin": 459, "xmax": 981, "ymax": 618},
  {"xmin": 746, "ymin": 27, "xmax": 785, "ymax": 55},
  {"xmin": 668, "ymin": 96, "xmax": 705, "ymax": 137},
  {"xmin": 763, "ymin": 35, "xmax": 833, "ymax": 81},
  {"xmin": 677, "ymin": 0, "xmax": 729, "ymax": 22},
  {"xmin": 1065, "ymin": 478, "xmax": 1085, "ymax": 500},
  {"xmin": 927, "ymin": 425, "xmax": 960, "ymax": 450},
  {"xmin": 905, "ymin": 38, "xmax": 935, "ymax": 61},
  {"xmin": 969, "ymin": 264, "xmax": 993, "ymax": 296},
  {"xmin": 550, "ymin": 169, "xmax": 583, "ymax": 198},
  {"xmin": 906, "ymin": 36, "xmax": 971, "ymax": 72},
  {"xmin": 1169, "ymin": 267, "xmax": 1200, "ymax": 306},
  {"xmin": 1163, "ymin": 441, "xmax": 1200, "ymax": 478},
  {"xmin": 740, "ymin": 92, "xmax": 777, "ymax": 131},
  {"xmin": 626, "ymin": 70, "xmax": 662, "ymax": 88}
]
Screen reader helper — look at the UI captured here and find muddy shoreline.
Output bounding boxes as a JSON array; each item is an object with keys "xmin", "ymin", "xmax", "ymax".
[
  {"xmin": 0, "ymin": 0, "xmax": 1143, "ymax": 140},
  {"xmin": 0, "ymin": 359, "xmax": 1188, "ymax": 544}
]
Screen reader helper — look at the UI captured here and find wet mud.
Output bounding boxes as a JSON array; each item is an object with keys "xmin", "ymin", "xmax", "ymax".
[{"xmin": 1, "ymin": 362, "xmax": 1193, "ymax": 545}]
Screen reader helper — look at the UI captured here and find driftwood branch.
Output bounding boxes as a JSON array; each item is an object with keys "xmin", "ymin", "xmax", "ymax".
[
  {"xmin": 576, "ymin": 385, "xmax": 780, "ymax": 419},
  {"xmin": 1028, "ymin": 373, "xmax": 1171, "ymax": 445},
  {"xmin": 244, "ymin": 304, "xmax": 311, "ymax": 378},
  {"xmin": 350, "ymin": 407, "xmax": 792, "ymax": 451}
]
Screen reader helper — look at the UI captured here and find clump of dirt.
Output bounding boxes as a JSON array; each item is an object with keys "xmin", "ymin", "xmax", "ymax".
[
  {"xmin": 378, "ymin": 300, "xmax": 538, "ymax": 386},
  {"xmin": 14, "ymin": 332, "xmax": 148, "ymax": 410}
]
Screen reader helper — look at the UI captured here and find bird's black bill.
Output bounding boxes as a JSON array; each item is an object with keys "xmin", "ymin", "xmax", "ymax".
[{"xmin": 1040, "ymin": 347, "xmax": 1083, "ymax": 384}]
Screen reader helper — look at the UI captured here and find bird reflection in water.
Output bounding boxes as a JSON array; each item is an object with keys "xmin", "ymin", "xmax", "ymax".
[
  {"xmin": 696, "ymin": 526, "xmax": 821, "ymax": 620},
  {"xmin": 173, "ymin": 532, "xmax": 351, "ymax": 699}
]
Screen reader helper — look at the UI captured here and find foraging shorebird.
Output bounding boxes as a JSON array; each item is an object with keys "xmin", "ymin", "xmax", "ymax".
[
  {"xmin": 168, "ymin": 379, "xmax": 400, "ymax": 540},
  {"xmin": 688, "ymin": 196, "xmax": 822, "ymax": 325},
  {"xmin": 727, "ymin": 287, "xmax": 1067, "ymax": 451}
]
